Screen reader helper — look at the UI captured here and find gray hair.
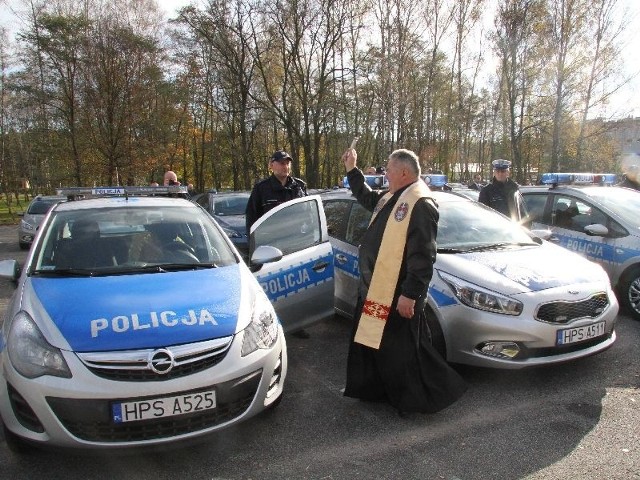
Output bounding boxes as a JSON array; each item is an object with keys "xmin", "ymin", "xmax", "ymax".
[{"xmin": 389, "ymin": 149, "xmax": 421, "ymax": 177}]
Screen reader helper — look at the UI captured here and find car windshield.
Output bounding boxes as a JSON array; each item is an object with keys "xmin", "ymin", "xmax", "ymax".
[
  {"xmin": 27, "ymin": 199, "xmax": 60, "ymax": 215},
  {"xmin": 437, "ymin": 197, "xmax": 536, "ymax": 250},
  {"xmin": 583, "ymin": 187, "xmax": 640, "ymax": 226},
  {"xmin": 211, "ymin": 195, "xmax": 249, "ymax": 215},
  {"xmin": 31, "ymin": 205, "xmax": 238, "ymax": 275}
]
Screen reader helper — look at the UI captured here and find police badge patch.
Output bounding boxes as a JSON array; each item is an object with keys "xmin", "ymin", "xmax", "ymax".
[{"xmin": 394, "ymin": 202, "xmax": 409, "ymax": 221}]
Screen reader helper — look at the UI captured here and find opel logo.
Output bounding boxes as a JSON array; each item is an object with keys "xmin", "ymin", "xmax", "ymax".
[{"xmin": 149, "ymin": 348, "xmax": 174, "ymax": 375}]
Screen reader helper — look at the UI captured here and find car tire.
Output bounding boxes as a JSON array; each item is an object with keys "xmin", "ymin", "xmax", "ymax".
[
  {"xmin": 2, "ymin": 424, "xmax": 32, "ymax": 454},
  {"xmin": 19, "ymin": 242, "xmax": 30, "ymax": 251},
  {"xmin": 421, "ymin": 306, "xmax": 447, "ymax": 358},
  {"xmin": 618, "ymin": 266, "xmax": 640, "ymax": 321}
]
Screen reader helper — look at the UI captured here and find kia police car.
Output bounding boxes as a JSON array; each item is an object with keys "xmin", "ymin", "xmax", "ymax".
[
  {"xmin": 521, "ymin": 172, "xmax": 640, "ymax": 320},
  {"xmin": 0, "ymin": 186, "xmax": 334, "ymax": 450},
  {"xmin": 322, "ymin": 188, "xmax": 618, "ymax": 369}
]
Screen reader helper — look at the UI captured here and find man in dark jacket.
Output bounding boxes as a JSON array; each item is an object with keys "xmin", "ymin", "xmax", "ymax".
[
  {"xmin": 479, "ymin": 159, "xmax": 522, "ymax": 221},
  {"xmin": 245, "ymin": 150, "xmax": 307, "ymax": 232},
  {"xmin": 246, "ymin": 150, "xmax": 309, "ymax": 338},
  {"xmin": 341, "ymin": 147, "xmax": 467, "ymax": 416}
]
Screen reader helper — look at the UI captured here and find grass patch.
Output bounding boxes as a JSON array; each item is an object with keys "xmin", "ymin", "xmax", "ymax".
[{"xmin": 0, "ymin": 193, "xmax": 31, "ymax": 226}]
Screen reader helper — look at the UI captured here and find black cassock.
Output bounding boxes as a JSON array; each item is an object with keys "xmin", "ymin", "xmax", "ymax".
[{"xmin": 343, "ymin": 168, "xmax": 467, "ymax": 413}]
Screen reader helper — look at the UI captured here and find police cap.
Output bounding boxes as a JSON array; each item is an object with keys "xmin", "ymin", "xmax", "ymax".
[
  {"xmin": 271, "ymin": 150, "xmax": 293, "ymax": 162},
  {"xmin": 492, "ymin": 159, "xmax": 511, "ymax": 170}
]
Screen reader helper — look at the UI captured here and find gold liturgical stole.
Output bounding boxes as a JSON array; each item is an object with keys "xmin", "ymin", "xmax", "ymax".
[{"xmin": 354, "ymin": 180, "xmax": 432, "ymax": 350}]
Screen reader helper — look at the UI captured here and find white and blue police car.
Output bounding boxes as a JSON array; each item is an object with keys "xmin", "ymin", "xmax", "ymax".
[
  {"xmin": 521, "ymin": 173, "xmax": 640, "ymax": 320},
  {"xmin": 0, "ymin": 186, "xmax": 334, "ymax": 450},
  {"xmin": 321, "ymin": 187, "xmax": 618, "ymax": 368}
]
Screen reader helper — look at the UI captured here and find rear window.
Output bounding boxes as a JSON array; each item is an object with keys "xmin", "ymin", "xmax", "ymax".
[{"xmin": 27, "ymin": 199, "xmax": 59, "ymax": 215}]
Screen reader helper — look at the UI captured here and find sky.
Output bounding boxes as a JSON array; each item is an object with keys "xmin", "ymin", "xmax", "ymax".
[{"xmin": 1, "ymin": 0, "xmax": 640, "ymax": 118}]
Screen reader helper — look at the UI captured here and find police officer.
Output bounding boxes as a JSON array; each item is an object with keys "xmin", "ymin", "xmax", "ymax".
[
  {"xmin": 246, "ymin": 150, "xmax": 307, "ymax": 232},
  {"xmin": 246, "ymin": 150, "xmax": 310, "ymax": 339},
  {"xmin": 479, "ymin": 159, "xmax": 522, "ymax": 221}
]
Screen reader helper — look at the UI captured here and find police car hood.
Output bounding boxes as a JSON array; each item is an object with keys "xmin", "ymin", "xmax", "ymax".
[
  {"xmin": 29, "ymin": 264, "xmax": 254, "ymax": 352},
  {"xmin": 436, "ymin": 242, "xmax": 608, "ymax": 294}
]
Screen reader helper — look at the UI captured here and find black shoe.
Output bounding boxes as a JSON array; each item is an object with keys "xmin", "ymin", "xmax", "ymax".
[{"xmin": 291, "ymin": 329, "xmax": 310, "ymax": 339}]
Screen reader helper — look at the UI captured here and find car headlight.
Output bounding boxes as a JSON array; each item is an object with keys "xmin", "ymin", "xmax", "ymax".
[
  {"xmin": 7, "ymin": 311, "xmax": 72, "ymax": 378},
  {"xmin": 241, "ymin": 293, "xmax": 279, "ymax": 356},
  {"xmin": 439, "ymin": 271, "xmax": 523, "ymax": 315},
  {"xmin": 20, "ymin": 219, "xmax": 35, "ymax": 231}
]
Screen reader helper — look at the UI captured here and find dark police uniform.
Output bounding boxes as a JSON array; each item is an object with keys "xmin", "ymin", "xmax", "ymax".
[
  {"xmin": 479, "ymin": 177, "xmax": 521, "ymax": 219},
  {"xmin": 479, "ymin": 159, "xmax": 522, "ymax": 221},
  {"xmin": 246, "ymin": 174, "xmax": 307, "ymax": 233}
]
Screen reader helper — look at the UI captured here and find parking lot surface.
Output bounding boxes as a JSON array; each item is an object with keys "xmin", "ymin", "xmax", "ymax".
[{"xmin": 0, "ymin": 225, "xmax": 638, "ymax": 479}]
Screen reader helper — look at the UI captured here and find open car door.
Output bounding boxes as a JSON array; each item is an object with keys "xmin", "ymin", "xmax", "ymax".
[{"xmin": 249, "ymin": 195, "xmax": 335, "ymax": 332}]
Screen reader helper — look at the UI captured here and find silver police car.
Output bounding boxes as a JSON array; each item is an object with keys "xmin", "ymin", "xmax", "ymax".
[
  {"xmin": 522, "ymin": 173, "xmax": 640, "ymax": 321},
  {"xmin": 0, "ymin": 186, "xmax": 334, "ymax": 450},
  {"xmin": 322, "ymin": 188, "xmax": 618, "ymax": 369}
]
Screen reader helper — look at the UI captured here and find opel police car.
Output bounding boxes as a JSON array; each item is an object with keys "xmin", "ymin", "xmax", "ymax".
[
  {"xmin": 0, "ymin": 186, "xmax": 334, "ymax": 450},
  {"xmin": 521, "ymin": 172, "xmax": 640, "ymax": 321},
  {"xmin": 321, "ymin": 188, "xmax": 618, "ymax": 369}
]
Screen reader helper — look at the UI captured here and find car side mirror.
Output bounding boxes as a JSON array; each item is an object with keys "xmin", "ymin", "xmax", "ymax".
[
  {"xmin": 0, "ymin": 259, "xmax": 20, "ymax": 282},
  {"xmin": 249, "ymin": 245, "xmax": 284, "ymax": 272},
  {"xmin": 584, "ymin": 224, "xmax": 608, "ymax": 236},
  {"xmin": 530, "ymin": 229, "xmax": 552, "ymax": 241}
]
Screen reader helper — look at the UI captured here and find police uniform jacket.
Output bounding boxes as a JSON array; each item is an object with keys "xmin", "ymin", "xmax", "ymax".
[
  {"xmin": 246, "ymin": 174, "xmax": 307, "ymax": 232},
  {"xmin": 478, "ymin": 177, "xmax": 520, "ymax": 220}
]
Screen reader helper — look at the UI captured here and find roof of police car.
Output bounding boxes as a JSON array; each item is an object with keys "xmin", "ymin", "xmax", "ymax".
[{"xmin": 52, "ymin": 187, "xmax": 195, "ymax": 211}]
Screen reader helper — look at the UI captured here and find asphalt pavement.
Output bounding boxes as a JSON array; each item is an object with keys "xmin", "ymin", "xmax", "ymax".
[{"xmin": 0, "ymin": 224, "xmax": 637, "ymax": 479}]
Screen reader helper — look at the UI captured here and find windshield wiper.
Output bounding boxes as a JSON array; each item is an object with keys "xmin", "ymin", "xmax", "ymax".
[
  {"xmin": 464, "ymin": 242, "xmax": 538, "ymax": 253},
  {"xmin": 32, "ymin": 268, "xmax": 98, "ymax": 277},
  {"xmin": 32, "ymin": 263, "xmax": 219, "ymax": 277},
  {"xmin": 437, "ymin": 247, "xmax": 466, "ymax": 253}
]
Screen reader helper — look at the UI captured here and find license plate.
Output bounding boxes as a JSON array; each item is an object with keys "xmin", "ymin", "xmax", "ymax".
[
  {"xmin": 556, "ymin": 322, "xmax": 605, "ymax": 345},
  {"xmin": 112, "ymin": 390, "xmax": 216, "ymax": 424}
]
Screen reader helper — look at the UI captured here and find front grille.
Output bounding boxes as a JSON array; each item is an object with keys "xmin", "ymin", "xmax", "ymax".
[
  {"xmin": 536, "ymin": 293, "xmax": 609, "ymax": 324},
  {"xmin": 518, "ymin": 334, "xmax": 613, "ymax": 359},
  {"xmin": 77, "ymin": 337, "xmax": 234, "ymax": 381},
  {"xmin": 46, "ymin": 370, "xmax": 262, "ymax": 442}
]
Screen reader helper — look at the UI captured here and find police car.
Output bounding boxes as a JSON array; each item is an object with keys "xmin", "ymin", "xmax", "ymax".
[
  {"xmin": 0, "ymin": 186, "xmax": 334, "ymax": 450},
  {"xmin": 521, "ymin": 172, "xmax": 640, "ymax": 320},
  {"xmin": 321, "ymin": 188, "xmax": 618, "ymax": 369},
  {"xmin": 342, "ymin": 174, "xmax": 389, "ymax": 190}
]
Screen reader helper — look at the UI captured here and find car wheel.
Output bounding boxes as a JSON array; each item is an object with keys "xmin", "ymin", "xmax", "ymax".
[
  {"xmin": 2, "ymin": 424, "xmax": 32, "ymax": 454},
  {"xmin": 421, "ymin": 306, "xmax": 447, "ymax": 358},
  {"xmin": 618, "ymin": 266, "xmax": 640, "ymax": 321},
  {"xmin": 19, "ymin": 242, "xmax": 30, "ymax": 250}
]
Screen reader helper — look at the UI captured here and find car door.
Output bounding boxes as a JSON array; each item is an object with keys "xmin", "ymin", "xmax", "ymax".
[
  {"xmin": 527, "ymin": 192, "xmax": 626, "ymax": 278},
  {"xmin": 249, "ymin": 195, "xmax": 334, "ymax": 332},
  {"xmin": 323, "ymin": 197, "xmax": 370, "ymax": 318}
]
